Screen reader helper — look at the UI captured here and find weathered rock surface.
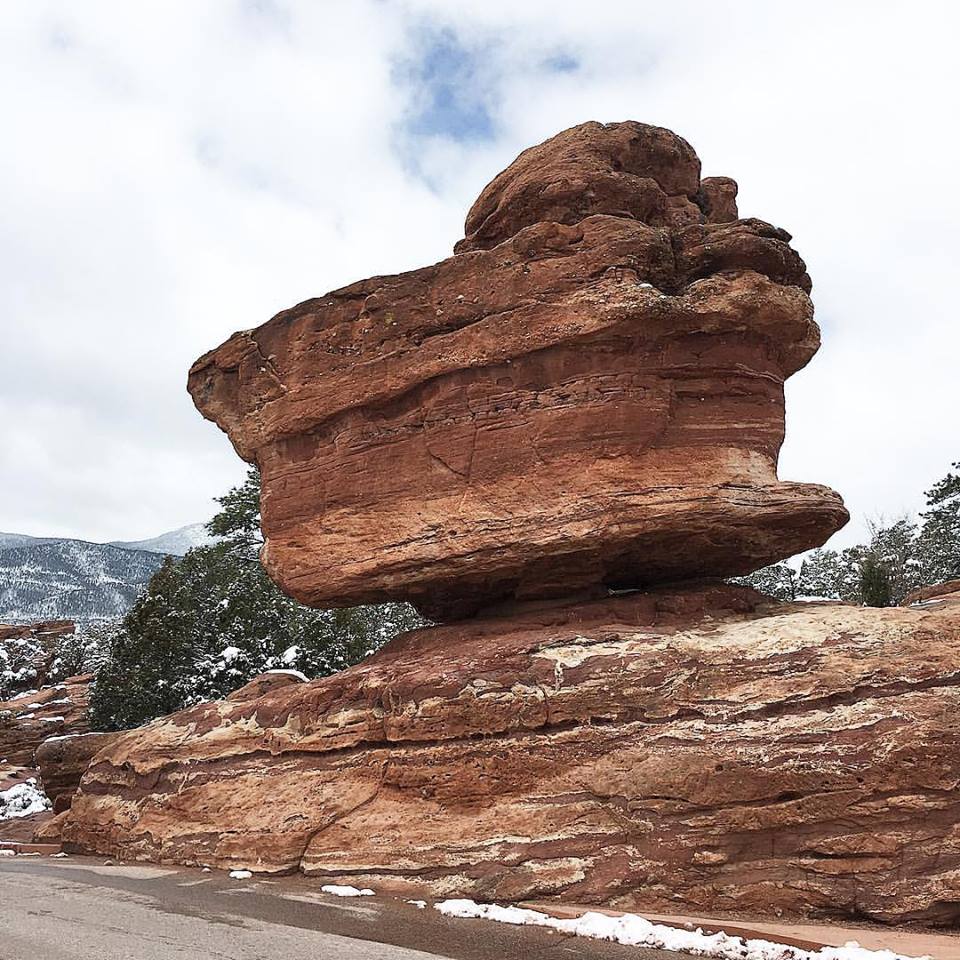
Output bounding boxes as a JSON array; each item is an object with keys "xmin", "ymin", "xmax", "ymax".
[
  {"xmin": 188, "ymin": 121, "xmax": 847, "ymax": 619},
  {"xmin": 62, "ymin": 585, "xmax": 960, "ymax": 925},
  {"xmin": 225, "ymin": 670, "xmax": 307, "ymax": 703},
  {"xmin": 902, "ymin": 578, "xmax": 960, "ymax": 606},
  {"xmin": 26, "ymin": 674, "xmax": 303, "ymax": 822},
  {"xmin": 0, "ymin": 672, "xmax": 92, "ymax": 768},
  {"xmin": 35, "ymin": 731, "xmax": 119, "ymax": 813}
]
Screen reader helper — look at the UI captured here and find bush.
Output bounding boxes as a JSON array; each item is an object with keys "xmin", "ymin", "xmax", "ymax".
[{"xmin": 859, "ymin": 555, "xmax": 892, "ymax": 607}]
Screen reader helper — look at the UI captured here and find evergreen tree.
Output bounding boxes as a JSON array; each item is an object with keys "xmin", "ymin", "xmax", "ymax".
[
  {"xmin": 733, "ymin": 562, "xmax": 800, "ymax": 600},
  {"xmin": 859, "ymin": 554, "xmax": 892, "ymax": 607},
  {"xmin": 797, "ymin": 547, "xmax": 862, "ymax": 602},
  {"xmin": 859, "ymin": 517, "xmax": 923, "ymax": 604},
  {"xmin": 90, "ymin": 469, "xmax": 424, "ymax": 731},
  {"xmin": 917, "ymin": 461, "xmax": 960, "ymax": 585},
  {"xmin": 206, "ymin": 467, "xmax": 263, "ymax": 557}
]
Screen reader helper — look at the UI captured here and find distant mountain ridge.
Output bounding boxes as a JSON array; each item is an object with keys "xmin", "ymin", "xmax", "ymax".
[
  {"xmin": 109, "ymin": 522, "xmax": 215, "ymax": 556},
  {"xmin": 0, "ymin": 523, "xmax": 212, "ymax": 624},
  {"xmin": 0, "ymin": 522, "xmax": 212, "ymax": 557}
]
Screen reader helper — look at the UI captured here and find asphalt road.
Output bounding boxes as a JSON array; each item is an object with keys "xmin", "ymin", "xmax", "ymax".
[{"xmin": 0, "ymin": 857, "xmax": 685, "ymax": 960}]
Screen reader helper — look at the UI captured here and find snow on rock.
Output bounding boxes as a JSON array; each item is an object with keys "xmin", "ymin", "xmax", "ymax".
[
  {"xmin": 41, "ymin": 732, "xmax": 102, "ymax": 744},
  {"xmin": 432, "ymin": 901, "xmax": 931, "ymax": 960},
  {"xmin": 0, "ymin": 777, "xmax": 52, "ymax": 820},
  {"xmin": 264, "ymin": 668, "xmax": 309, "ymax": 682},
  {"xmin": 321, "ymin": 884, "xmax": 375, "ymax": 898}
]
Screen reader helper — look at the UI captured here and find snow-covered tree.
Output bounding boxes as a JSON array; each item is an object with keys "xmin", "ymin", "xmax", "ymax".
[
  {"xmin": 735, "ymin": 462, "xmax": 959, "ymax": 607},
  {"xmin": 859, "ymin": 553, "xmax": 892, "ymax": 607},
  {"xmin": 733, "ymin": 562, "xmax": 800, "ymax": 600},
  {"xmin": 797, "ymin": 547, "xmax": 861, "ymax": 601},
  {"xmin": 917, "ymin": 461, "xmax": 960, "ymax": 585}
]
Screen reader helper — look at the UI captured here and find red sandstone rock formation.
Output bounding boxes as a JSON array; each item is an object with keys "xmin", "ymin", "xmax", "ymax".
[
  {"xmin": 0, "ymin": 672, "xmax": 92, "ymax": 768},
  {"xmin": 64, "ymin": 121, "xmax": 920, "ymax": 926},
  {"xmin": 1, "ymin": 664, "xmax": 93, "ymax": 835},
  {"xmin": 901, "ymin": 578, "xmax": 960, "ymax": 606},
  {"xmin": 26, "ymin": 674, "xmax": 304, "ymax": 819},
  {"xmin": 188, "ymin": 121, "xmax": 847, "ymax": 619},
  {"xmin": 61, "ymin": 587, "xmax": 960, "ymax": 925},
  {"xmin": 35, "ymin": 731, "xmax": 118, "ymax": 813},
  {"xmin": 225, "ymin": 670, "xmax": 306, "ymax": 702}
]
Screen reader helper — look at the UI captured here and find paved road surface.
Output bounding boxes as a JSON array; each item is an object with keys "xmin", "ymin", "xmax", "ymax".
[{"xmin": 0, "ymin": 857, "xmax": 684, "ymax": 960}]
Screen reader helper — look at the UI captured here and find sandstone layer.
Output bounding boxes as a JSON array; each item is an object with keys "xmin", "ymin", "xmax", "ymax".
[
  {"xmin": 902, "ymin": 578, "xmax": 960, "ymax": 606},
  {"xmin": 34, "ymin": 731, "xmax": 118, "ymax": 813},
  {"xmin": 0, "ymin": 672, "xmax": 92, "ymax": 768},
  {"xmin": 62, "ymin": 586, "xmax": 960, "ymax": 925},
  {"xmin": 188, "ymin": 121, "xmax": 847, "ymax": 619}
]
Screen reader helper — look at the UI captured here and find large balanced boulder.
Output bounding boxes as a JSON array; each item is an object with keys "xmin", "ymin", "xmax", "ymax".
[
  {"xmin": 62, "ymin": 586, "xmax": 960, "ymax": 925},
  {"xmin": 188, "ymin": 121, "xmax": 847, "ymax": 619}
]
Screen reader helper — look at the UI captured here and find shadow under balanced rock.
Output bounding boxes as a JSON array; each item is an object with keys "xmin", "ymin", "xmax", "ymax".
[{"xmin": 55, "ymin": 121, "xmax": 959, "ymax": 925}]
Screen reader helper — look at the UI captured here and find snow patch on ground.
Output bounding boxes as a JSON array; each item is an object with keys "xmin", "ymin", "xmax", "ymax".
[
  {"xmin": 433, "ymin": 901, "xmax": 931, "ymax": 960},
  {"xmin": 228, "ymin": 869, "xmax": 253, "ymax": 880},
  {"xmin": 0, "ymin": 778, "xmax": 52, "ymax": 820},
  {"xmin": 321, "ymin": 884, "xmax": 375, "ymax": 897}
]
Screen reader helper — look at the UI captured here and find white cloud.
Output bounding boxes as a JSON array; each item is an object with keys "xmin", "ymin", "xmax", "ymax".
[{"xmin": 1, "ymin": 0, "xmax": 956, "ymax": 550}]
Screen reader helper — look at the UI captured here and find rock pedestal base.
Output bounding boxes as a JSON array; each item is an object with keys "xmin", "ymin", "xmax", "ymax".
[{"xmin": 61, "ymin": 585, "xmax": 960, "ymax": 925}]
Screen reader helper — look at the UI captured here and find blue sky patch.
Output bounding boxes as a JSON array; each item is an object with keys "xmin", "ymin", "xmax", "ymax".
[{"xmin": 395, "ymin": 26, "xmax": 497, "ymax": 144}]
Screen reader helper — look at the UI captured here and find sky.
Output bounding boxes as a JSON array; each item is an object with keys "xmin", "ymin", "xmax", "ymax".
[{"xmin": 0, "ymin": 0, "xmax": 957, "ymax": 549}]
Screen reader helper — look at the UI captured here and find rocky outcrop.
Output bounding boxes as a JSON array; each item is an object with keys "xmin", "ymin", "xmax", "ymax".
[
  {"xmin": 35, "ymin": 731, "xmax": 119, "ymax": 813},
  {"xmin": 26, "ymin": 673, "xmax": 304, "ymax": 824},
  {"xmin": 0, "ymin": 673, "xmax": 92, "ymax": 768},
  {"xmin": 1, "ymin": 664, "xmax": 93, "ymax": 837},
  {"xmin": 63, "ymin": 587, "xmax": 960, "ymax": 925},
  {"xmin": 225, "ymin": 670, "xmax": 307, "ymax": 702},
  {"xmin": 902, "ymin": 579, "xmax": 960, "ymax": 606},
  {"xmin": 79, "ymin": 119, "xmax": 929, "ymax": 926},
  {"xmin": 188, "ymin": 121, "xmax": 847, "ymax": 619}
]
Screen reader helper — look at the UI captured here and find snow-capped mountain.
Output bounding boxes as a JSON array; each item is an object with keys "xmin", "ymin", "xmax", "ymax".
[
  {"xmin": 109, "ymin": 522, "xmax": 215, "ymax": 556},
  {"xmin": 0, "ymin": 532, "xmax": 60, "ymax": 550},
  {"xmin": 0, "ymin": 539, "xmax": 164, "ymax": 624},
  {"xmin": 0, "ymin": 523, "xmax": 212, "ymax": 624}
]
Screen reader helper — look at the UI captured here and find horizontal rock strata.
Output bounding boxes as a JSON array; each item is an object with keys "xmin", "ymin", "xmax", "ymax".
[
  {"xmin": 35, "ymin": 731, "xmax": 119, "ymax": 813},
  {"xmin": 0, "ymin": 672, "xmax": 92, "ymax": 768},
  {"xmin": 188, "ymin": 121, "xmax": 847, "ymax": 619},
  {"xmin": 62, "ymin": 585, "xmax": 960, "ymax": 925}
]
